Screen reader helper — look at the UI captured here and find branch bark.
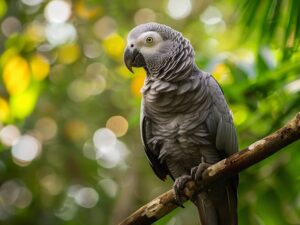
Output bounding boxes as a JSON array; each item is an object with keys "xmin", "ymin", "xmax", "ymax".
[{"xmin": 118, "ymin": 112, "xmax": 300, "ymax": 225}]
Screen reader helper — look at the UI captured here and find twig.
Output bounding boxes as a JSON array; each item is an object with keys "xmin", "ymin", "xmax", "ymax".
[{"xmin": 118, "ymin": 112, "xmax": 300, "ymax": 225}]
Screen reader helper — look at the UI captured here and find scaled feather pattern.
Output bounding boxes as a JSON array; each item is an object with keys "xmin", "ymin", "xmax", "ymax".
[{"xmin": 124, "ymin": 23, "xmax": 238, "ymax": 225}]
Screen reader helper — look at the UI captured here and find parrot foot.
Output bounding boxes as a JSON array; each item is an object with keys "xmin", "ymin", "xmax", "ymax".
[
  {"xmin": 191, "ymin": 157, "xmax": 210, "ymax": 183},
  {"xmin": 173, "ymin": 175, "xmax": 192, "ymax": 206}
]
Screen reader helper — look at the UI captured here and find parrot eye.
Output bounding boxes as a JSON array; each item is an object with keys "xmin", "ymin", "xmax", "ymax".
[{"xmin": 146, "ymin": 37, "xmax": 153, "ymax": 44}]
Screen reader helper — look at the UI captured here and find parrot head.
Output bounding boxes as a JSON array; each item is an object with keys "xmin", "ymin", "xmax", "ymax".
[{"xmin": 124, "ymin": 23, "xmax": 194, "ymax": 78}]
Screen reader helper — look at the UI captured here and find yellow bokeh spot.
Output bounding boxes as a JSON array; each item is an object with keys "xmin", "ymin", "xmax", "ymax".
[
  {"xmin": 3, "ymin": 55, "xmax": 30, "ymax": 94},
  {"xmin": 131, "ymin": 68, "xmax": 146, "ymax": 98},
  {"xmin": 212, "ymin": 63, "xmax": 233, "ymax": 85},
  {"xmin": 30, "ymin": 54, "xmax": 50, "ymax": 80},
  {"xmin": 0, "ymin": 97, "xmax": 10, "ymax": 122},
  {"xmin": 10, "ymin": 84, "xmax": 39, "ymax": 119},
  {"xmin": 102, "ymin": 33, "xmax": 125, "ymax": 61},
  {"xmin": 75, "ymin": 1, "xmax": 102, "ymax": 20},
  {"xmin": 106, "ymin": 115, "xmax": 128, "ymax": 137},
  {"xmin": 24, "ymin": 23, "xmax": 45, "ymax": 43},
  {"xmin": 57, "ymin": 43, "xmax": 80, "ymax": 64}
]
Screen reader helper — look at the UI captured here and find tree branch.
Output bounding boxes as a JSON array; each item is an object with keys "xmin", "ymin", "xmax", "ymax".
[{"xmin": 118, "ymin": 112, "xmax": 300, "ymax": 225}]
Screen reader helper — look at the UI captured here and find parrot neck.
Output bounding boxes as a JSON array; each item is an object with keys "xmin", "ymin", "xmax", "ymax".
[{"xmin": 146, "ymin": 38, "xmax": 195, "ymax": 82}]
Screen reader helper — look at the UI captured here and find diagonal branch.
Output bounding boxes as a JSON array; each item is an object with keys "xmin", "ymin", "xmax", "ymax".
[{"xmin": 118, "ymin": 112, "xmax": 300, "ymax": 225}]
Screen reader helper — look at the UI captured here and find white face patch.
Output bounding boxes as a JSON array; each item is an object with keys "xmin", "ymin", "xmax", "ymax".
[{"xmin": 127, "ymin": 31, "xmax": 164, "ymax": 55}]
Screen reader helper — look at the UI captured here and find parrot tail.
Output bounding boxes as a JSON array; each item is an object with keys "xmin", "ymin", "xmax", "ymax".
[{"xmin": 192, "ymin": 177, "xmax": 238, "ymax": 225}]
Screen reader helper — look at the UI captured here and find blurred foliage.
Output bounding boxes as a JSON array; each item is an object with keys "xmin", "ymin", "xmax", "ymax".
[{"xmin": 0, "ymin": 0, "xmax": 299, "ymax": 225}]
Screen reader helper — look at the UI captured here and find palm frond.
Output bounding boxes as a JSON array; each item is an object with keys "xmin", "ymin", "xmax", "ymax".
[{"xmin": 239, "ymin": 0, "xmax": 300, "ymax": 62}]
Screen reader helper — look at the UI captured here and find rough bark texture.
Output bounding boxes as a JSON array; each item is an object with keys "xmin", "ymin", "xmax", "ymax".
[{"xmin": 118, "ymin": 112, "xmax": 300, "ymax": 225}]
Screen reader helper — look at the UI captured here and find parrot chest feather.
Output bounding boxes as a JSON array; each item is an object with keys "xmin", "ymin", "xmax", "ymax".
[{"xmin": 143, "ymin": 72, "xmax": 216, "ymax": 165}]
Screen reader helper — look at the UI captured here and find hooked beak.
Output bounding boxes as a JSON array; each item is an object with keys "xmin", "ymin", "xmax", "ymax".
[
  {"xmin": 124, "ymin": 47, "xmax": 146, "ymax": 73},
  {"xmin": 124, "ymin": 47, "xmax": 134, "ymax": 73}
]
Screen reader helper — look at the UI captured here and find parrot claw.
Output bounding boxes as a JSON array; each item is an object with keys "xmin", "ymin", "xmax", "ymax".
[
  {"xmin": 191, "ymin": 157, "xmax": 210, "ymax": 184},
  {"xmin": 173, "ymin": 175, "xmax": 192, "ymax": 207}
]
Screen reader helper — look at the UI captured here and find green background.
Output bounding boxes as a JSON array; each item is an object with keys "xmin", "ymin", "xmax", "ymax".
[{"xmin": 0, "ymin": 0, "xmax": 299, "ymax": 224}]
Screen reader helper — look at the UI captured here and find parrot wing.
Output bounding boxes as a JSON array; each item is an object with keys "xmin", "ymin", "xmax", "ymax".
[
  {"xmin": 140, "ymin": 104, "xmax": 171, "ymax": 181},
  {"xmin": 194, "ymin": 72, "xmax": 239, "ymax": 225},
  {"xmin": 205, "ymin": 73, "xmax": 238, "ymax": 157}
]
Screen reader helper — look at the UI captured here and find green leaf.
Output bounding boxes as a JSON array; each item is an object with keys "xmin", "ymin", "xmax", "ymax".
[{"xmin": 0, "ymin": 0, "xmax": 7, "ymax": 19}]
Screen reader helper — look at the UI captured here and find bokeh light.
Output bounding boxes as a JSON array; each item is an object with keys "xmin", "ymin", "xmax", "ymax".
[
  {"xmin": 96, "ymin": 140, "xmax": 129, "ymax": 168},
  {"xmin": 106, "ymin": 115, "xmax": 128, "ymax": 137},
  {"xmin": 99, "ymin": 178, "xmax": 118, "ymax": 198},
  {"xmin": 12, "ymin": 135, "xmax": 41, "ymax": 165},
  {"xmin": 0, "ymin": 125, "xmax": 20, "ymax": 147},
  {"xmin": 0, "ymin": 180, "xmax": 20, "ymax": 209},
  {"xmin": 14, "ymin": 187, "xmax": 33, "ymax": 208},
  {"xmin": 45, "ymin": 23, "xmax": 77, "ymax": 46},
  {"xmin": 40, "ymin": 173, "xmax": 64, "ymax": 196},
  {"xmin": 167, "ymin": 0, "xmax": 192, "ymax": 20},
  {"xmin": 83, "ymin": 40, "xmax": 102, "ymax": 59},
  {"xmin": 1, "ymin": 17, "xmax": 21, "ymax": 37},
  {"xmin": 67, "ymin": 184, "xmax": 83, "ymax": 198},
  {"xmin": 93, "ymin": 128, "xmax": 116, "ymax": 150},
  {"xmin": 134, "ymin": 8, "xmax": 156, "ymax": 25},
  {"xmin": 44, "ymin": 0, "xmax": 71, "ymax": 24},
  {"xmin": 35, "ymin": 117, "xmax": 58, "ymax": 141},
  {"xmin": 10, "ymin": 84, "xmax": 39, "ymax": 119},
  {"xmin": 3, "ymin": 55, "xmax": 30, "ymax": 95},
  {"xmin": 93, "ymin": 16, "xmax": 117, "ymax": 40},
  {"xmin": 21, "ymin": 0, "xmax": 44, "ymax": 6},
  {"xmin": 67, "ymin": 75, "xmax": 106, "ymax": 102},
  {"xmin": 93, "ymin": 128, "xmax": 128, "ymax": 168},
  {"xmin": 86, "ymin": 62, "xmax": 108, "ymax": 77},
  {"xmin": 30, "ymin": 54, "xmax": 50, "ymax": 80},
  {"xmin": 102, "ymin": 33, "xmax": 125, "ymax": 60},
  {"xmin": 24, "ymin": 21, "xmax": 45, "ymax": 43},
  {"xmin": 82, "ymin": 141, "xmax": 97, "ymax": 160},
  {"xmin": 200, "ymin": 6, "xmax": 226, "ymax": 33},
  {"xmin": 200, "ymin": 6, "xmax": 222, "ymax": 25},
  {"xmin": 0, "ymin": 180, "xmax": 32, "ymax": 212},
  {"xmin": 57, "ymin": 43, "xmax": 80, "ymax": 64},
  {"xmin": 74, "ymin": 187, "xmax": 99, "ymax": 208},
  {"xmin": 67, "ymin": 79, "xmax": 92, "ymax": 102},
  {"xmin": 87, "ymin": 75, "xmax": 106, "ymax": 95}
]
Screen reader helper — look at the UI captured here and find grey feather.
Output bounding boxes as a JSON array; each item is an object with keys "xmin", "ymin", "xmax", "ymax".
[{"xmin": 140, "ymin": 103, "xmax": 171, "ymax": 180}]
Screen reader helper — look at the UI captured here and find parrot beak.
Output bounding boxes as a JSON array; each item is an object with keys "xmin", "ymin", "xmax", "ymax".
[
  {"xmin": 124, "ymin": 47, "xmax": 134, "ymax": 73},
  {"xmin": 124, "ymin": 47, "xmax": 146, "ymax": 73}
]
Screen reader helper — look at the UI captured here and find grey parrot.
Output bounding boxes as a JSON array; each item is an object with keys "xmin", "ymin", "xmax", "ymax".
[{"xmin": 124, "ymin": 23, "xmax": 238, "ymax": 225}]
